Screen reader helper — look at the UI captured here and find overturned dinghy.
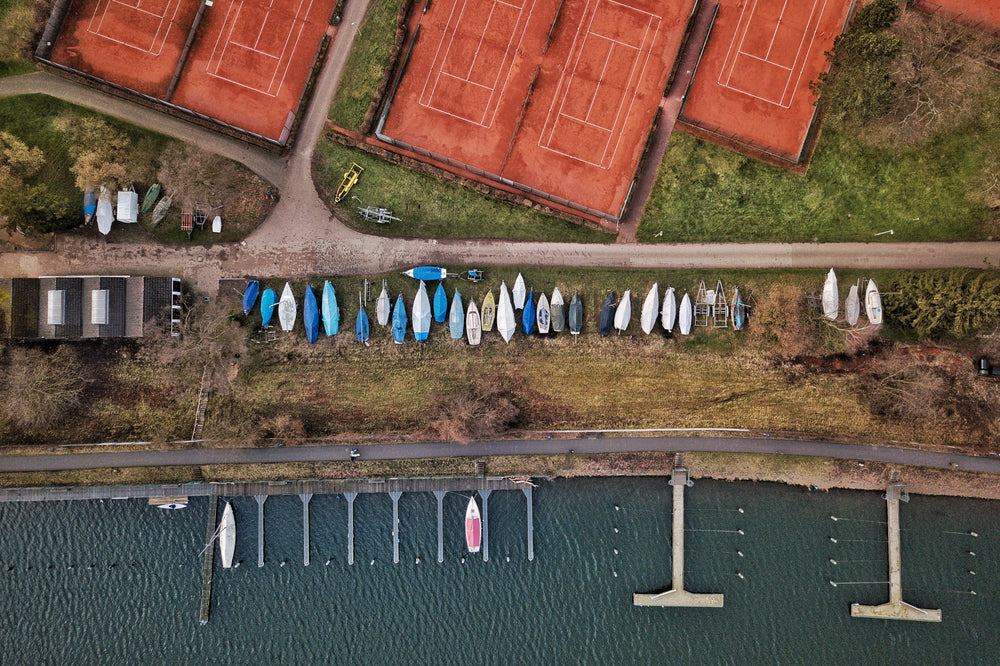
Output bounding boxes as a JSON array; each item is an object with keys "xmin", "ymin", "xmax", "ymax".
[
  {"xmin": 550, "ymin": 287, "xmax": 565, "ymax": 333},
  {"xmin": 413, "ymin": 281, "xmax": 431, "ymax": 341},
  {"xmin": 661, "ymin": 286, "xmax": 676, "ymax": 333},
  {"xmin": 497, "ymin": 281, "xmax": 516, "ymax": 343},
  {"xmin": 614, "ymin": 289, "xmax": 632, "ymax": 334},
  {"xmin": 640, "ymin": 283, "xmax": 659, "ymax": 335},
  {"xmin": 598, "ymin": 293, "xmax": 616, "ymax": 336}
]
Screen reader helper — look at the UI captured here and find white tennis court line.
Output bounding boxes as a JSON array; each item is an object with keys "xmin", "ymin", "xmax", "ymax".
[
  {"xmin": 205, "ymin": 0, "xmax": 315, "ymax": 97},
  {"xmin": 87, "ymin": 0, "xmax": 181, "ymax": 55},
  {"xmin": 538, "ymin": 0, "xmax": 659, "ymax": 168},
  {"xmin": 717, "ymin": 0, "xmax": 828, "ymax": 108},
  {"xmin": 418, "ymin": 0, "xmax": 535, "ymax": 127}
]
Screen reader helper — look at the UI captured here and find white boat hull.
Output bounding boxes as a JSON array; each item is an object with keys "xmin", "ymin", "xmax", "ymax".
[
  {"xmin": 679, "ymin": 292, "xmax": 692, "ymax": 335},
  {"xmin": 497, "ymin": 281, "xmax": 516, "ymax": 343},
  {"xmin": 662, "ymin": 287, "xmax": 676, "ymax": 332},
  {"xmin": 865, "ymin": 280, "xmax": 883, "ymax": 325},
  {"xmin": 219, "ymin": 502, "xmax": 236, "ymax": 569},
  {"xmin": 614, "ymin": 289, "xmax": 631, "ymax": 333},
  {"xmin": 465, "ymin": 498, "xmax": 482, "ymax": 553},
  {"xmin": 278, "ymin": 283, "xmax": 296, "ymax": 332},
  {"xmin": 822, "ymin": 268, "xmax": 838, "ymax": 320},
  {"xmin": 641, "ymin": 283, "xmax": 659, "ymax": 334}
]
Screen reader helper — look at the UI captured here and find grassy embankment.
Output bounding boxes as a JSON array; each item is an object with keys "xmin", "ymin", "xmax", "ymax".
[
  {"xmin": 0, "ymin": 95, "xmax": 273, "ymax": 242},
  {"xmin": 319, "ymin": 0, "xmax": 613, "ymax": 243},
  {"xmin": 639, "ymin": 13, "xmax": 1000, "ymax": 243},
  {"xmin": 0, "ymin": 0, "xmax": 38, "ymax": 78}
]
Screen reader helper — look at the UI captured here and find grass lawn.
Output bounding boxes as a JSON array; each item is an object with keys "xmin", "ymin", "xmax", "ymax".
[
  {"xmin": 638, "ymin": 117, "xmax": 999, "ymax": 243},
  {"xmin": 0, "ymin": 0, "xmax": 37, "ymax": 78},
  {"xmin": 327, "ymin": 0, "xmax": 407, "ymax": 130},
  {"xmin": 313, "ymin": 139, "xmax": 614, "ymax": 242}
]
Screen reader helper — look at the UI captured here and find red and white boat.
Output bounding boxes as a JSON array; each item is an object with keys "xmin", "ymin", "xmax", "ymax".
[{"xmin": 465, "ymin": 497, "xmax": 482, "ymax": 553}]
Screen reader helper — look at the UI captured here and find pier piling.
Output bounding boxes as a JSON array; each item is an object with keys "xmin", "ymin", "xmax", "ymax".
[
  {"xmin": 850, "ymin": 484, "xmax": 941, "ymax": 622},
  {"xmin": 198, "ymin": 497, "xmax": 218, "ymax": 625},
  {"xmin": 634, "ymin": 469, "xmax": 724, "ymax": 608},
  {"xmin": 300, "ymin": 493, "xmax": 312, "ymax": 566},
  {"xmin": 522, "ymin": 486, "xmax": 534, "ymax": 562},
  {"xmin": 434, "ymin": 490, "xmax": 446, "ymax": 563},
  {"xmin": 345, "ymin": 492, "xmax": 357, "ymax": 565},
  {"xmin": 255, "ymin": 495, "xmax": 266, "ymax": 568},
  {"xmin": 479, "ymin": 489, "xmax": 491, "ymax": 562},
  {"xmin": 389, "ymin": 491, "xmax": 402, "ymax": 564}
]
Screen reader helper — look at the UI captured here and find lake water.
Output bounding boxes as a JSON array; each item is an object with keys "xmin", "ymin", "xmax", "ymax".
[{"xmin": 0, "ymin": 478, "xmax": 997, "ymax": 664}]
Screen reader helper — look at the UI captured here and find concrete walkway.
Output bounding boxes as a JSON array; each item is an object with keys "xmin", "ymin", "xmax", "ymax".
[{"xmin": 2, "ymin": 435, "xmax": 997, "ymax": 473}]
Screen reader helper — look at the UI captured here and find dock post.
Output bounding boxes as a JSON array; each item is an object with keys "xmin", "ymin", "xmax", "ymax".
[
  {"xmin": 300, "ymin": 493, "xmax": 312, "ymax": 566},
  {"xmin": 479, "ymin": 489, "xmax": 491, "ymax": 562},
  {"xmin": 389, "ymin": 491, "xmax": 402, "ymax": 564},
  {"xmin": 198, "ymin": 497, "xmax": 218, "ymax": 625},
  {"xmin": 345, "ymin": 492, "xmax": 357, "ymax": 565},
  {"xmin": 850, "ymin": 484, "xmax": 942, "ymax": 622},
  {"xmin": 522, "ymin": 486, "xmax": 534, "ymax": 562},
  {"xmin": 433, "ymin": 490, "xmax": 446, "ymax": 563},
  {"xmin": 633, "ymin": 469, "xmax": 724, "ymax": 608},
  {"xmin": 255, "ymin": 495, "xmax": 267, "ymax": 568}
]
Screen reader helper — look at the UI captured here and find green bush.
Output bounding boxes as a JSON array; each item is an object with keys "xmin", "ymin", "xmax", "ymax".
[{"xmin": 886, "ymin": 270, "xmax": 1000, "ymax": 337}]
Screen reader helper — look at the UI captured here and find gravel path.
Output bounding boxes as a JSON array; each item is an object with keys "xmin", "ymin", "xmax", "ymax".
[{"xmin": 1, "ymin": 20, "xmax": 998, "ymax": 294}]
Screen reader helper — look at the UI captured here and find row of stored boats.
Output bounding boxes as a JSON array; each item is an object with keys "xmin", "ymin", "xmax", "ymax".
[
  {"xmin": 821, "ymin": 269, "xmax": 883, "ymax": 326},
  {"xmin": 240, "ymin": 270, "xmax": 752, "ymax": 344}
]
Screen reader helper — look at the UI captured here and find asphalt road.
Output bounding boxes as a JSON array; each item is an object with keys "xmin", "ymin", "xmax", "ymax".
[{"xmin": 2, "ymin": 436, "xmax": 997, "ymax": 474}]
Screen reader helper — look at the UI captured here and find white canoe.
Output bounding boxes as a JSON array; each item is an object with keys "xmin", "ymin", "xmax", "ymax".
[
  {"xmin": 376, "ymin": 282, "xmax": 390, "ymax": 327},
  {"xmin": 845, "ymin": 284, "xmax": 860, "ymax": 327},
  {"xmin": 865, "ymin": 279, "xmax": 883, "ymax": 325},
  {"xmin": 661, "ymin": 286, "xmax": 676, "ymax": 332},
  {"xmin": 822, "ymin": 268, "xmax": 838, "ymax": 320},
  {"xmin": 536, "ymin": 292, "xmax": 550, "ymax": 334},
  {"xmin": 96, "ymin": 187, "xmax": 113, "ymax": 235},
  {"xmin": 278, "ymin": 282, "xmax": 296, "ymax": 332},
  {"xmin": 550, "ymin": 287, "xmax": 565, "ymax": 333},
  {"xmin": 413, "ymin": 280, "xmax": 431, "ymax": 341},
  {"xmin": 614, "ymin": 289, "xmax": 631, "ymax": 333},
  {"xmin": 641, "ymin": 283, "xmax": 659, "ymax": 334},
  {"xmin": 466, "ymin": 300, "xmax": 481, "ymax": 346},
  {"xmin": 512, "ymin": 273, "xmax": 526, "ymax": 310},
  {"xmin": 679, "ymin": 292, "xmax": 693, "ymax": 335},
  {"xmin": 497, "ymin": 280, "xmax": 516, "ymax": 343},
  {"xmin": 465, "ymin": 497, "xmax": 482, "ymax": 553},
  {"xmin": 219, "ymin": 502, "xmax": 236, "ymax": 569}
]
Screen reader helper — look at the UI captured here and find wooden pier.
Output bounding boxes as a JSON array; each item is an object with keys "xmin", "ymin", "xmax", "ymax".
[
  {"xmin": 255, "ymin": 495, "xmax": 266, "ymax": 568},
  {"xmin": 434, "ymin": 490, "xmax": 446, "ymax": 563},
  {"xmin": 390, "ymin": 491, "xmax": 402, "ymax": 564},
  {"xmin": 634, "ymin": 469, "xmax": 724, "ymax": 608},
  {"xmin": 198, "ymin": 497, "xmax": 217, "ymax": 625},
  {"xmin": 479, "ymin": 489, "xmax": 491, "ymax": 562},
  {"xmin": 523, "ymin": 486, "xmax": 534, "ymax": 562},
  {"xmin": 851, "ymin": 484, "xmax": 941, "ymax": 622},
  {"xmin": 300, "ymin": 493, "xmax": 312, "ymax": 566},
  {"xmin": 345, "ymin": 492, "xmax": 357, "ymax": 565}
]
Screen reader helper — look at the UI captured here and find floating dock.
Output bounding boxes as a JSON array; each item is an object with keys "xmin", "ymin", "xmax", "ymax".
[
  {"xmin": 634, "ymin": 469, "xmax": 724, "ymax": 608},
  {"xmin": 850, "ymin": 484, "xmax": 941, "ymax": 622},
  {"xmin": 198, "ymin": 497, "xmax": 217, "ymax": 625}
]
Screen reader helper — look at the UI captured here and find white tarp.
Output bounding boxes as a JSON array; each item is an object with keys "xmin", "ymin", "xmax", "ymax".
[
  {"xmin": 47, "ymin": 290, "xmax": 65, "ymax": 325},
  {"xmin": 91, "ymin": 289, "xmax": 109, "ymax": 325},
  {"xmin": 117, "ymin": 190, "xmax": 138, "ymax": 223}
]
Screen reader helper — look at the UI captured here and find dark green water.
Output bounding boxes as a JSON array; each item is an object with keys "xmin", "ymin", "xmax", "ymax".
[{"xmin": 0, "ymin": 478, "xmax": 996, "ymax": 664}]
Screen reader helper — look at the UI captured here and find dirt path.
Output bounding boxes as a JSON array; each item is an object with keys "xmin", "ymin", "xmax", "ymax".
[{"xmin": 1, "ymin": 23, "xmax": 999, "ymax": 294}]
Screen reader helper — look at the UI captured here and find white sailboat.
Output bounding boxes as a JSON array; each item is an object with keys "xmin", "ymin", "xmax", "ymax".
[
  {"xmin": 845, "ymin": 284, "xmax": 860, "ymax": 327},
  {"xmin": 661, "ymin": 286, "xmax": 676, "ymax": 332},
  {"xmin": 614, "ymin": 289, "xmax": 631, "ymax": 334},
  {"xmin": 640, "ymin": 283, "xmax": 659, "ymax": 334},
  {"xmin": 497, "ymin": 280, "xmax": 516, "ymax": 343},
  {"xmin": 865, "ymin": 280, "xmax": 883, "ymax": 325},
  {"xmin": 219, "ymin": 502, "xmax": 236, "ymax": 569},
  {"xmin": 822, "ymin": 268, "xmax": 838, "ymax": 320},
  {"xmin": 512, "ymin": 273, "xmax": 526, "ymax": 310},
  {"xmin": 376, "ymin": 281, "xmax": 390, "ymax": 327},
  {"xmin": 679, "ymin": 292, "xmax": 693, "ymax": 335},
  {"xmin": 278, "ymin": 283, "xmax": 296, "ymax": 332}
]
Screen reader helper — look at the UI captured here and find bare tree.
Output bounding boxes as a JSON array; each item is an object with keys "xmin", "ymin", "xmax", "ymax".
[{"xmin": 2, "ymin": 346, "xmax": 90, "ymax": 432}]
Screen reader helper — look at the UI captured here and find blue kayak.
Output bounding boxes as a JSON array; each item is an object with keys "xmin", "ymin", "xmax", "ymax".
[
  {"xmin": 433, "ymin": 282, "xmax": 447, "ymax": 323},
  {"xmin": 260, "ymin": 288, "xmax": 277, "ymax": 327},
  {"xmin": 242, "ymin": 280, "xmax": 259, "ymax": 315},
  {"xmin": 521, "ymin": 289, "xmax": 535, "ymax": 336},
  {"xmin": 403, "ymin": 266, "xmax": 447, "ymax": 281},
  {"xmin": 303, "ymin": 285, "xmax": 319, "ymax": 344},
  {"xmin": 357, "ymin": 305, "xmax": 370, "ymax": 344},
  {"xmin": 322, "ymin": 280, "xmax": 339, "ymax": 336},
  {"xmin": 449, "ymin": 289, "xmax": 464, "ymax": 340},
  {"xmin": 391, "ymin": 294, "xmax": 407, "ymax": 344}
]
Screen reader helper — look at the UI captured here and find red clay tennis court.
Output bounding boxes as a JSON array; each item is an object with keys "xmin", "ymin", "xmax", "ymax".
[
  {"xmin": 678, "ymin": 0, "xmax": 853, "ymax": 162},
  {"xmin": 47, "ymin": 0, "xmax": 334, "ymax": 142},
  {"xmin": 379, "ymin": 0, "xmax": 697, "ymax": 219}
]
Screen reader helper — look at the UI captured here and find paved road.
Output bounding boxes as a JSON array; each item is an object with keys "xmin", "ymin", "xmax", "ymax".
[{"xmin": 2, "ymin": 436, "xmax": 996, "ymax": 473}]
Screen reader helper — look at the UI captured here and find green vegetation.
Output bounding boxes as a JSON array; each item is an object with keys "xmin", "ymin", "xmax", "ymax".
[
  {"xmin": 0, "ymin": 0, "xmax": 37, "ymax": 78},
  {"xmin": 313, "ymin": 139, "xmax": 614, "ymax": 242},
  {"xmin": 0, "ymin": 95, "xmax": 272, "ymax": 239},
  {"xmin": 886, "ymin": 270, "xmax": 1000, "ymax": 338},
  {"xmin": 328, "ymin": 0, "xmax": 407, "ymax": 130}
]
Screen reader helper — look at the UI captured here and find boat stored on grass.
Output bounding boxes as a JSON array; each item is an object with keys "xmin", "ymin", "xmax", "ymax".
[
  {"xmin": 640, "ymin": 284, "xmax": 659, "ymax": 334},
  {"xmin": 661, "ymin": 286, "xmax": 676, "ymax": 332},
  {"xmin": 846, "ymin": 283, "xmax": 860, "ymax": 327},
  {"xmin": 433, "ymin": 282, "xmax": 447, "ymax": 323},
  {"xmin": 141, "ymin": 183, "xmax": 160, "ymax": 214},
  {"xmin": 465, "ymin": 497, "xmax": 482, "ymax": 553},
  {"xmin": 242, "ymin": 280, "xmax": 259, "ymax": 315},
  {"xmin": 568, "ymin": 291, "xmax": 583, "ymax": 336},
  {"xmin": 260, "ymin": 288, "xmax": 277, "ymax": 327},
  {"xmin": 403, "ymin": 266, "xmax": 447, "ymax": 281},
  {"xmin": 513, "ymin": 273, "xmax": 526, "ymax": 310},
  {"xmin": 550, "ymin": 288, "xmax": 565, "ymax": 333},
  {"xmin": 413, "ymin": 281, "xmax": 431, "ymax": 341},
  {"xmin": 678, "ymin": 292, "xmax": 693, "ymax": 335},
  {"xmin": 219, "ymin": 502, "xmax": 236, "ymax": 569},
  {"xmin": 865, "ymin": 280, "xmax": 883, "ymax": 325},
  {"xmin": 278, "ymin": 283, "xmax": 296, "ymax": 332},
  {"xmin": 151, "ymin": 194, "xmax": 172, "ymax": 226},
  {"xmin": 823, "ymin": 269, "xmax": 838, "ymax": 320},
  {"xmin": 481, "ymin": 290, "xmax": 495, "ymax": 332},
  {"xmin": 449, "ymin": 290, "xmax": 464, "ymax": 340},
  {"xmin": 83, "ymin": 188, "xmax": 96, "ymax": 223},
  {"xmin": 96, "ymin": 187, "xmax": 113, "ymax": 235},
  {"xmin": 466, "ymin": 300, "xmax": 481, "ymax": 346},
  {"xmin": 614, "ymin": 289, "xmax": 632, "ymax": 334},
  {"xmin": 322, "ymin": 281, "xmax": 339, "ymax": 336},
  {"xmin": 497, "ymin": 281, "xmax": 516, "ymax": 343},
  {"xmin": 357, "ymin": 293, "xmax": 370, "ymax": 344},
  {"xmin": 732, "ymin": 288, "xmax": 746, "ymax": 331},
  {"xmin": 392, "ymin": 294, "xmax": 407, "ymax": 344},
  {"xmin": 537, "ymin": 292, "xmax": 550, "ymax": 334},
  {"xmin": 303, "ymin": 286, "xmax": 319, "ymax": 344},
  {"xmin": 598, "ymin": 293, "xmax": 616, "ymax": 336},
  {"xmin": 376, "ymin": 281, "xmax": 390, "ymax": 327},
  {"xmin": 522, "ymin": 290, "xmax": 535, "ymax": 336}
]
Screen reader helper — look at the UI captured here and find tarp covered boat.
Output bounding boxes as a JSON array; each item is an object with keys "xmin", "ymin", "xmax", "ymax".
[
  {"xmin": 83, "ymin": 188, "xmax": 96, "ymax": 222},
  {"xmin": 96, "ymin": 187, "xmax": 113, "ymax": 235},
  {"xmin": 413, "ymin": 281, "xmax": 431, "ymax": 341},
  {"xmin": 403, "ymin": 266, "xmax": 447, "ymax": 281},
  {"xmin": 614, "ymin": 289, "xmax": 632, "ymax": 334},
  {"xmin": 376, "ymin": 281, "xmax": 390, "ymax": 326},
  {"xmin": 845, "ymin": 284, "xmax": 860, "ymax": 327},
  {"xmin": 568, "ymin": 291, "xmax": 583, "ymax": 336},
  {"xmin": 661, "ymin": 287, "xmax": 676, "ymax": 332},
  {"xmin": 550, "ymin": 287, "xmax": 565, "ymax": 333},
  {"xmin": 322, "ymin": 281, "xmax": 339, "ymax": 336},
  {"xmin": 304, "ymin": 285, "xmax": 319, "ymax": 344},
  {"xmin": 242, "ymin": 280, "xmax": 259, "ymax": 315},
  {"xmin": 822, "ymin": 268, "xmax": 839, "ymax": 320},
  {"xmin": 497, "ymin": 281, "xmax": 516, "ymax": 343},
  {"xmin": 598, "ymin": 293, "xmax": 616, "ymax": 336},
  {"xmin": 678, "ymin": 292, "xmax": 693, "ymax": 335},
  {"xmin": 641, "ymin": 284, "xmax": 659, "ymax": 334},
  {"xmin": 260, "ymin": 288, "xmax": 277, "ymax": 327}
]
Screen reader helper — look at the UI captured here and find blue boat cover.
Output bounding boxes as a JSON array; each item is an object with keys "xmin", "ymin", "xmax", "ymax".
[
  {"xmin": 356, "ymin": 307, "xmax": 370, "ymax": 343},
  {"xmin": 521, "ymin": 290, "xmax": 535, "ymax": 336},
  {"xmin": 322, "ymin": 281, "xmax": 339, "ymax": 336},
  {"xmin": 433, "ymin": 282, "xmax": 447, "ymax": 323},
  {"xmin": 392, "ymin": 294, "xmax": 407, "ymax": 343},
  {"xmin": 598, "ymin": 292, "xmax": 616, "ymax": 336},
  {"xmin": 83, "ymin": 189, "xmax": 97, "ymax": 215},
  {"xmin": 242, "ymin": 280, "xmax": 259, "ymax": 315},
  {"xmin": 568, "ymin": 292, "xmax": 583, "ymax": 334},
  {"xmin": 449, "ymin": 290, "xmax": 464, "ymax": 340},
  {"xmin": 260, "ymin": 288, "xmax": 277, "ymax": 327},
  {"xmin": 406, "ymin": 266, "xmax": 447, "ymax": 281},
  {"xmin": 303, "ymin": 285, "xmax": 319, "ymax": 344}
]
